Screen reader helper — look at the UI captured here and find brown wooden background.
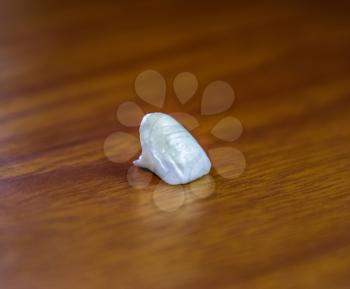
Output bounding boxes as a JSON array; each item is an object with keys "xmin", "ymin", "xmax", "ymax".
[{"xmin": 1, "ymin": 1, "xmax": 350, "ymax": 289}]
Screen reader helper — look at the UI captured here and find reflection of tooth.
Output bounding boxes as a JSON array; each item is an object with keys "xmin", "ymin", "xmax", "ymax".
[{"xmin": 133, "ymin": 113, "xmax": 211, "ymax": 185}]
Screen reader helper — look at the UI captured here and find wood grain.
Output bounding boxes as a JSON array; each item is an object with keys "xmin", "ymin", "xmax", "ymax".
[{"xmin": 1, "ymin": 1, "xmax": 350, "ymax": 289}]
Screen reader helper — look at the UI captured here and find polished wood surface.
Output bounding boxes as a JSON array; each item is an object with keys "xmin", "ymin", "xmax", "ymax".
[{"xmin": 1, "ymin": 1, "xmax": 350, "ymax": 289}]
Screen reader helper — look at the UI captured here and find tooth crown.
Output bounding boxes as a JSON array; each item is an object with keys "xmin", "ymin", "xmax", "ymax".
[{"xmin": 133, "ymin": 113, "xmax": 212, "ymax": 185}]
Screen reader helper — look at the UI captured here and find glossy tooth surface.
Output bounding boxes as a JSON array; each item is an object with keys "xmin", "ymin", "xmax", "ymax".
[{"xmin": 133, "ymin": 113, "xmax": 211, "ymax": 185}]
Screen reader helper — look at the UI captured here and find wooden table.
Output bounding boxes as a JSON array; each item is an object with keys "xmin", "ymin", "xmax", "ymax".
[{"xmin": 1, "ymin": 1, "xmax": 350, "ymax": 288}]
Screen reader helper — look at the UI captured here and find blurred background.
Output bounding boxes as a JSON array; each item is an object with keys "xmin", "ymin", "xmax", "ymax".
[{"xmin": 1, "ymin": 1, "xmax": 350, "ymax": 289}]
